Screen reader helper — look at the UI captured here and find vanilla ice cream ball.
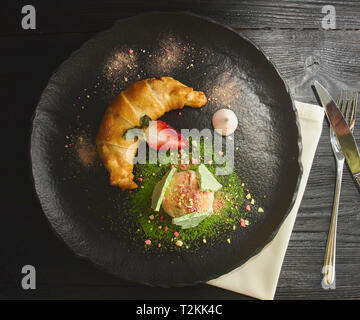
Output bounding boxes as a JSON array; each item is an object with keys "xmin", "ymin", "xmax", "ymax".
[{"xmin": 212, "ymin": 109, "xmax": 238, "ymax": 136}]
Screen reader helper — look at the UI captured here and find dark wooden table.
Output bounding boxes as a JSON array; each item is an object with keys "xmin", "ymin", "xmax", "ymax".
[{"xmin": 1, "ymin": 1, "xmax": 360, "ymax": 300}]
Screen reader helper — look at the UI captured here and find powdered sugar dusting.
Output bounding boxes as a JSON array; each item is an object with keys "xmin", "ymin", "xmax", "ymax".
[
  {"xmin": 76, "ymin": 135, "xmax": 97, "ymax": 167},
  {"xmin": 103, "ymin": 49, "xmax": 138, "ymax": 83},
  {"xmin": 207, "ymin": 72, "xmax": 242, "ymax": 108},
  {"xmin": 146, "ymin": 33, "xmax": 194, "ymax": 75}
]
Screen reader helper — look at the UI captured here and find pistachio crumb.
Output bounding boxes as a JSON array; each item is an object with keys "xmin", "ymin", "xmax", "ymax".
[{"xmin": 175, "ymin": 240, "xmax": 183, "ymax": 247}]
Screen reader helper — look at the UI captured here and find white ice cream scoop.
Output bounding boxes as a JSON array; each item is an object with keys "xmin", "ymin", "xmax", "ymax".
[{"xmin": 212, "ymin": 109, "xmax": 238, "ymax": 136}]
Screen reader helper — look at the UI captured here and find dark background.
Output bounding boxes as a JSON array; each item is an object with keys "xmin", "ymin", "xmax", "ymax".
[{"xmin": 1, "ymin": 0, "xmax": 360, "ymax": 300}]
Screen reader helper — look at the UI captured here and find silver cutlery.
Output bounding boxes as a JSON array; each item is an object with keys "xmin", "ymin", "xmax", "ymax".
[
  {"xmin": 314, "ymin": 82, "xmax": 360, "ymax": 187},
  {"xmin": 315, "ymin": 85, "xmax": 358, "ymax": 289}
]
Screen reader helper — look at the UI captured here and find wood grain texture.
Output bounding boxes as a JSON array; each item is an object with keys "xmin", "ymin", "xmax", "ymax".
[
  {"xmin": 240, "ymin": 29, "xmax": 360, "ymax": 103},
  {"xmin": 2, "ymin": 0, "xmax": 360, "ymax": 35},
  {"xmin": 276, "ymin": 122, "xmax": 360, "ymax": 299},
  {"xmin": 245, "ymin": 29, "xmax": 360, "ymax": 297},
  {"xmin": 2, "ymin": 1, "xmax": 360, "ymax": 300}
]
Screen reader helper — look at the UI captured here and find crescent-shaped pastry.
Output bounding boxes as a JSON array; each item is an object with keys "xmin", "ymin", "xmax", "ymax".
[{"xmin": 96, "ymin": 77, "xmax": 207, "ymax": 190}]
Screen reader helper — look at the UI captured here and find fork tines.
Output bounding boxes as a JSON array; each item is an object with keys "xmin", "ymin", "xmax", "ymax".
[{"xmin": 337, "ymin": 90, "xmax": 358, "ymax": 131}]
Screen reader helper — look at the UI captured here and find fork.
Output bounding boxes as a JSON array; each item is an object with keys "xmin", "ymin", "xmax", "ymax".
[{"xmin": 321, "ymin": 91, "xmax": 358, "ymax": 290}]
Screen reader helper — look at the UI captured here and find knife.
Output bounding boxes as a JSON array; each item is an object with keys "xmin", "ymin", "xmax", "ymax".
[{"xmin": 314, "ymin": 81, "xmax": 360, "ymax": 188}]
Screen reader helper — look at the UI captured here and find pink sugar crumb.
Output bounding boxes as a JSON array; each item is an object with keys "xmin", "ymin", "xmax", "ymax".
[
  {"xmin": 138, "ymin": 177, "xmax": 143, "ymax": 182},
  {"xmin": 178, "ymin": 112, "xmax": 182, "ymax": 115},
  {"xmin": 129, "ymin": 49, "xmax": 133, "ymax": 54},
  {"xmin": 145, "ymin": 239, "xmax": 151, "ymax": 245},
  {"xmin": 164, "ymin": 226, "xmax": 168, "ymax": 231},
  {"xmin": 174, "ymin": 231, "xmax": 179, "ymax": 237},
  {"xmin": 240, "ymin": 219, "xmax": 246, "ymax": 228},
  {"xmin": 158, "ymin": 243, "xmax": 161, "ymax": 248},
  {"xmin": 246, "ymin": 205, "xmax": 251, "ymax": 211},
  {"xmin": 162, "ymin": 197, "xmax": 166, "ymax": 202}
]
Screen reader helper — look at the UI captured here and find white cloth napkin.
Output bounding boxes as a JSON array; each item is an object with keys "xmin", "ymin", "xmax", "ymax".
[{"xmin": 207, "ymin": 101, "xmax": 325, "ymax": 300}]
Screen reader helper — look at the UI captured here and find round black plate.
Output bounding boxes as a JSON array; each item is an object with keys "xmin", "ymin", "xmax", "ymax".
[{"xmin": 31, "ymin": 12, "xmax": 302, "ymax": 287}]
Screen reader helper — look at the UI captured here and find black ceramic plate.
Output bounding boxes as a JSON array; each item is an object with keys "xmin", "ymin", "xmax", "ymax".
[{"xmin": 31, "ymin": 12, "xmax": 302, "ymax": 287}]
